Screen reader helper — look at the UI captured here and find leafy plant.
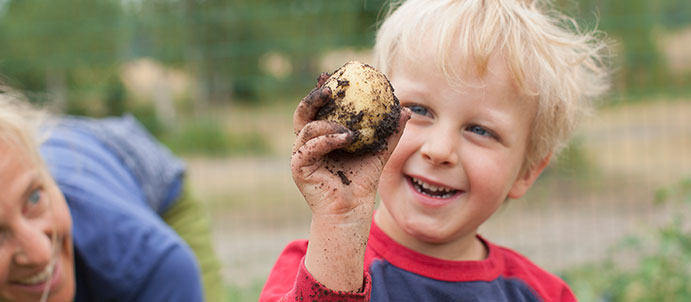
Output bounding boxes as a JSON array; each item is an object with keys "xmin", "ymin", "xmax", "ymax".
[
  {"xmin": 546, "ymin": 137, "xmax": 593, "ymax": 177},
  {"xmin": 227, "ymin": 278, "xmax": 264, "ymax": 302},
  {"xmin": 564, "ymin": 177, "xmax": 691, "ymax": 301}
]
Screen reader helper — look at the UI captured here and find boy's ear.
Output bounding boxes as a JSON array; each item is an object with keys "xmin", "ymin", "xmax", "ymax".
[{"xmin": 507, "ymin": 153, "xmax": 552, "ymax": 199}]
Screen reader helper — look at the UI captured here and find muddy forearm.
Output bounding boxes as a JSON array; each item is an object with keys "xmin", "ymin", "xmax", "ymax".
[{"xmin": 304, "ymin": 204, "xmax": 373, "ymax": 292}]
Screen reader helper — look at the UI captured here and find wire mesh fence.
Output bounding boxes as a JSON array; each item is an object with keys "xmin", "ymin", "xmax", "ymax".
[
  {"xmin": 1, "ymin": 0, "xmax": 690, "ymax": 300},
  {"xmin": 185, "ymin": 97, "xmax": 691, "ymax": 291}
]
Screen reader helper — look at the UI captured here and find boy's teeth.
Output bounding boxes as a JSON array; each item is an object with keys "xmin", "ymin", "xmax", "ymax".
[
  {"xmin": 411, "ymin": 177, "xmax": 457, "ymax": 197},
  {"xmin": 412, "ymin": 177, "xmax": 451, "ymax": 192},
  {"xmin": 17, "ymin": 263, "xmax": 54, "ymax": 285}
]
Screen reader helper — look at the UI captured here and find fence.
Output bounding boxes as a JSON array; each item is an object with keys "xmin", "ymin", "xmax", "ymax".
[{"xmin": 1, "ymin": 0, "xmax": 690, "ymax": 300}]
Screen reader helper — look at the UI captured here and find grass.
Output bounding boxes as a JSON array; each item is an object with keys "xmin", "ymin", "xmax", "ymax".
[{"xmin": 227, "ymin": 279, "xmax": 264, "ymax": 302}]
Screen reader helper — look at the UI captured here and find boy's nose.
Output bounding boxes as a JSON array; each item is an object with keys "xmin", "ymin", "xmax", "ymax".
[
  {"xmin": 13, "ymin": 222, "xmax": 53, "ymax": 266},
  {"xmin": 420, "ymin": 131, "xmax": 458, "ymax": 166}
]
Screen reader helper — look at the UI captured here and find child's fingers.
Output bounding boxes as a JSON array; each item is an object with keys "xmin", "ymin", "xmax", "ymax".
[
  {"xmin": 293, "ymin": 86, "xmax": 332, "ymax": 134},
  {"xmin": 291, "ymin": 132, "xmax": 354, "ymax": 170},
  {"xmin": 316, "ymin": 72, "xmax": 331, "ymax": 87},
  {"xmin": 294, "ymin": 120, "xmax": 351, "ymax": 153}
]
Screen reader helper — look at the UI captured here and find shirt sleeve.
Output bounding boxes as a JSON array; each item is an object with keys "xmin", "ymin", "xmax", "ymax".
[
  {"xmin": 134, "ymin": 244, "xmax": 205, "ymax": 302},
  {"xmin": 260, "ymin": 240, "xmax": 372, "ymax": 302}
]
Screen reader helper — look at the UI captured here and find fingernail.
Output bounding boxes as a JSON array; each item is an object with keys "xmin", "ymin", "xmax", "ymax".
[{"xmin": 404, "ymin": 108, "xmax": 412, "ymax": 120}]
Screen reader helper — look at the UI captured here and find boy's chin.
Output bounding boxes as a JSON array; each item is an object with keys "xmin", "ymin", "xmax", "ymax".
[{"xmin": 402, "ymin": 221, "xmax": 457, "ymax": 244}]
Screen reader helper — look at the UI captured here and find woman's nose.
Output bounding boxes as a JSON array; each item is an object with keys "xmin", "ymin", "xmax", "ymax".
[
  {"xmin": 13, "ymin": 221, "xmax": 53, "ymax": 266},
  {"xmin": 420, "ymin": 129, "xmax": 459, "ymax": 166}
]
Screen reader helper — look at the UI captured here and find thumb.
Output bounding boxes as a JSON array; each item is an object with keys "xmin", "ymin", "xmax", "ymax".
[{"xmin": 379, "ymin": 107, "xmax": 411, "ymax": 161}]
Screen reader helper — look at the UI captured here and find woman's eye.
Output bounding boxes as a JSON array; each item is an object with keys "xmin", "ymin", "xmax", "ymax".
[
  {"xmin": 23, "ymin": 189, "xmax": 45, "ymax": 216},
  {"xmin": 468, "ymin": 125, "xmax": 492, "ymax": 137},
  {"xmin": 28, "ymin": 189, "xmax": 42, "ymax": 205},
  {"xmin": 405, "ymin": 104, "xmax": 429, "ymax": 116}
]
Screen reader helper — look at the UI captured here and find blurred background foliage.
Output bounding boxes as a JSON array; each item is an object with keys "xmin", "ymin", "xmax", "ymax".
[
  {"xmin": 0, "ymin": 0, "xmax": 690, "ymax": 300},
  {"xmin": 1, "ymin": 0, "xmax": 688, "ymax": 113},
  {"xmin": 1, "ymin": 0, "xmax": 689, "ymax": 157},
  {"xmin": 0, "ymin": 0, "xmax": 388, "ymax": 156},
  {"xmin": 0, "ymin": 0, "xmax": 385, "ymax": 109},
  {"xmin": 563, "ymin": 178, "xmax": 691, "ymax": 302}
]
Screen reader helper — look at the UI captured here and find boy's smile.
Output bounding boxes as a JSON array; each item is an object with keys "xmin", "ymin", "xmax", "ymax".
[
  {"xmin": 375, "ymin": 52, "xmax": 548, "ymax": 261},
  {"xmin": 406, "ymin": 175, "xmax": 462, "ymax": 207}
]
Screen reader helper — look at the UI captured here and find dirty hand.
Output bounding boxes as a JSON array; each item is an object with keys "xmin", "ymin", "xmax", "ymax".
[
  {"xmin": 291, "ymin": 73, "xmax": 409, "ymax": 219},
  {"xmin": 290, "ymin": 73, "xmax": 409, "ymax": 292}
]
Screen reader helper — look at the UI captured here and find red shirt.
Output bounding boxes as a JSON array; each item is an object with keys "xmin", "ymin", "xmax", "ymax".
[{"xmin": 260, "ymin": 220, "xmax": 576, "ymax": 302}]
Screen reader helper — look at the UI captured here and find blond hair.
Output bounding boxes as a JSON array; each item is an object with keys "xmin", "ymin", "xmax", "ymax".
[
  {"xmin": 374, "ymin": 0, "xmax": 610, "ymax": 170},
  {"xmin": 0, "ymin": 85, "xmax": 50, "ymax": 172},
  {"xmin": 0, "ymin": 85, "xmax": 63, "ymax": 302}
]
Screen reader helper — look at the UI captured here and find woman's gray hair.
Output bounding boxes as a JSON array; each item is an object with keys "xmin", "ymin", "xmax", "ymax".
[{"xmin": 0, "ymin": 84, "xmax": 50, "ymax": 171}]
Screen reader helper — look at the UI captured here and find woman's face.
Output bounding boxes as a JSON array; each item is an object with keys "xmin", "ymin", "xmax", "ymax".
[{"xmin": 0, "ymin": 141, "xmax": 74, "ymax": 302}]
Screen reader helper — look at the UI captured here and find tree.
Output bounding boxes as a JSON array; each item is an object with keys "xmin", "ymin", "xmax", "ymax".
[{"xmin": 0, "ymin": 0, "xmax": 125, "ymax": 113}]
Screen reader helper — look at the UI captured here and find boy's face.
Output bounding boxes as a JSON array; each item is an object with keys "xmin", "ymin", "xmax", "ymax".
[
  {"xmin": 0, "ymin": 141, "xmax": 75, "ymax": 302},
  {"xmin": 375, "ymin": 54, "xmax": 546, "ymax": 259}
]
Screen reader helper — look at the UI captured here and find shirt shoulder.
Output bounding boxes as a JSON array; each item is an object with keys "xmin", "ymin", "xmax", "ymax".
[
  {"xmin": 41, "ymin": 119, "xmax": 148, "ymax": 209},
  {"xmin": 260, "ymin": 240, "xmax": 308, "ymax": 301},
  {"xmin": 41, "ymin": 115, "xmax": 185, "ymax": 213},
  {"xmin": 495, "ymin": 244, "xmax": 577, "ymax": 302}
]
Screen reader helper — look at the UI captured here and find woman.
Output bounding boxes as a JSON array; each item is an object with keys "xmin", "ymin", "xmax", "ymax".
[{"xmin": 0, "ymin": 87, "xmax": 225, "ymax": 301}]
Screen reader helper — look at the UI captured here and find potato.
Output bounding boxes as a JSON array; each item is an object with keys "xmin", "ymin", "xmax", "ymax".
[{"xmin": 316, "ymin": 61, "xmax": 401, "ymax": 154}]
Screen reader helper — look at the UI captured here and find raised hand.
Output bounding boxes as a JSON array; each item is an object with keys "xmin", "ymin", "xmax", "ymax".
[
  {"xmin": 290, "ymin": 74, "xmax": 410, "ymax": 292},
  {"xmin": 291, "ymin": 78, "xmax": 408, "ymax": 218}
]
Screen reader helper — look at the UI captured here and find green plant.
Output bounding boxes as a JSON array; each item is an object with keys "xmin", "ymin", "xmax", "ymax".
[
  {"xmin": 227, "ymin": 279, "xmax": 264, "ymax": 302},
  {"xmin": 555, "ymin": 137, "xmax": 592, "ymax": 175},
  {"xmin": 161, "ymin": 118, "xmax": 270, "ymax": 157},
  {"xmin": 564, "ymin": 177, "xmax": 691, "ymax": 301},
  {"xmin": 130, "ymin": 103, "xmax": 166, "ymax": 138}
]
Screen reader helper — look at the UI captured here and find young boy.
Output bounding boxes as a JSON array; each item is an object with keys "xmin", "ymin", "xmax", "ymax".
[{"xmin": 261, "ymin": 0, "xmax": 609, "ymax": 301}]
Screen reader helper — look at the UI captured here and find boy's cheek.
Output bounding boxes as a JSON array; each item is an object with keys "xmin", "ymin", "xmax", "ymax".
[
  {"xmin": 382, "ymin": 148, "xmax": 409, "ymax": 176},
  {"xmin": 391, "ymin": 129, "xmax": 420, "ymax": 157}
]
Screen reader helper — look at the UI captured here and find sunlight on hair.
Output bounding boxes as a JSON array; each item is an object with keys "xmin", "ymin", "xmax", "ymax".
[{"xmin": 374, "ymin": 0, "xmax": 612, "ymax": 170}]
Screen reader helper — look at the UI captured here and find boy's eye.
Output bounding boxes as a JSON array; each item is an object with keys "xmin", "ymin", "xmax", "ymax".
[
  {"xmin": 405, "ymin": 104, "xmax": 429, "ymax": 116},
  {"xmin": 467, "ymin": 125, "xmax": 493, "ymax": 137}
]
